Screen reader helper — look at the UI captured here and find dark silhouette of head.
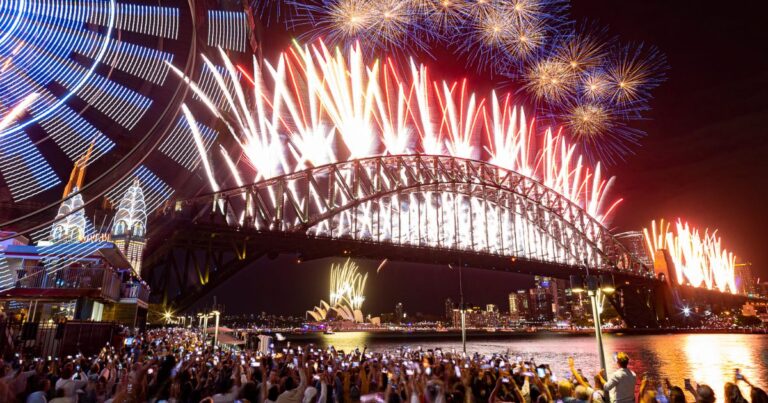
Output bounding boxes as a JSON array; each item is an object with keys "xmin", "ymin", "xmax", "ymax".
[
  {"xmin": 751, "ymin": 387, "xmax": 768, "ymax": 403},
  {"xmin": 697, "ymin": 384, "xmax": 716, "ymax": 403},
  {"xmin": 725, "ymin": 382, "xmax": 747, "ymax": 403},
  {"xmin": 670, "ymin": 386, "xmax": 686, "ymax": 403},
  {"xmin": 283, "ymin": 375, "xmax": 296, "ymax": 391}
]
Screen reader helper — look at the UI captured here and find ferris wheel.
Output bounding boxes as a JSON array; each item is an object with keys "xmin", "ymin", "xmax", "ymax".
[{"xmin": 0, "ymin": 0, "xmax": 253, "ymax": 239}]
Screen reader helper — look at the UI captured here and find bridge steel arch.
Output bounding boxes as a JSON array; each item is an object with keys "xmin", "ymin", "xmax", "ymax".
[{"xmin": 144, "ymin": 155, "xmax": 653, "ymax": 309}]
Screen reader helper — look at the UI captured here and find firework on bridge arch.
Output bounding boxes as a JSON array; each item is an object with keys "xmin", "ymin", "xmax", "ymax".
[
  {"xmin": 168, "ymin": 40, "xmax": 623, "ymax": 225},
  {"xmin": 254, "ymin": 0, "xmax": 666, "ymax": 163},
  {"xmin": 174, "ymin": 42, "xmax": 620, "ymax": 227}
]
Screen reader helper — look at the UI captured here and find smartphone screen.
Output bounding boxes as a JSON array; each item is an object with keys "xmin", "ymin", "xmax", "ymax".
[{"xmin": 536, "ymin": 368, "xmax": 546, "ymax": 378}]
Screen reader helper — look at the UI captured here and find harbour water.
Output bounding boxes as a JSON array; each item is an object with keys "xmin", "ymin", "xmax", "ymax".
[{"xmin": 289, "ymin": 332, "xmax": 768, "ymax": 395}]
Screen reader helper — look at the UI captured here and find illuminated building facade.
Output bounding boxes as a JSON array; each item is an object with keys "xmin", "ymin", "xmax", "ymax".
[
  {"xmin": 50, "ymin": 146, "xmax": 93, "ymax": 243},
  {"xmin": 735, "ymin": 263, "xmax": 757, "ymax": 297},
  {"xmin": 50, "ymin": 191, "xmax": 87, "ymax": 243},
  {"xmin": 452, "ymin": 305, "xmax": 501, "ymax": 328},
  {"xmin": 508, "ymin": 290, "xmax": 529, "ymax": 322},
  {"xmin": 111, "ymin": 180, "xmax": 148, "ymax": 273},
  {"xmin": 444, "ymin": 298, "xmax": 454, "ymax": 321},
  {"xmin": 0, "ymin": 241, "xmax": 149, "ymax": 327},
  {"xmin": 395, "ymin": 302, "xmax": 404, "ymax": 323}
]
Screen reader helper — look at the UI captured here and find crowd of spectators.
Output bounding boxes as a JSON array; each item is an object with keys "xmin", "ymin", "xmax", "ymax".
[{"xmin": 0, "ymin": 328, "xmax": 765, "ymax": 403}]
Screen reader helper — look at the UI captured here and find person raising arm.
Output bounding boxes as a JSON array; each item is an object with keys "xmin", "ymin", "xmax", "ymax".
[{"xmin": 601, "ymin": 353, "xmax": 636, "ymax": 403}]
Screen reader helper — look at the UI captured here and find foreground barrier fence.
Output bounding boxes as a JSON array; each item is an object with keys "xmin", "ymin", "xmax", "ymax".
[{"xmin": 0, "ymin": 320, "xmax": 120, "ymax": 358}]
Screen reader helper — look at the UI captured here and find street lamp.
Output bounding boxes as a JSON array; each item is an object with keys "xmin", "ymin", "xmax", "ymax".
[
  {"xmin": 197, "ymin": 310, "xmax": 221, "ymax": 347},
  {"xmin": 450, "ymin": 262, "xmax": 467, "ymax": 354},
  {"xmin": 197, "ymin": 312, "xmax": 209, "ymax": 343},
  {"xmin": 570, "ymin": 272, "xmax": 615, "ymax": 374},
  {"xmin": 212, "ymin": 310, "xmax": 221, "ymax": 347}
]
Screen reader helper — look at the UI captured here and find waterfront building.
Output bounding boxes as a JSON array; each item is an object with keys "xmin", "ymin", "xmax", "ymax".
[
  {"xmin": 528, "ymin": 276, "xmax": 554, "ymax": 322},
  {"xmin": 508, "ymin": 290, "xmax": 529, "ymax": 322},
  {"xmin": 0, "ymin": 241, "xmax": 149, "ymax": 327},
  {"xmin": 444, "ymin": 298, "xmax": 454, "ymax": 322},
  {"xmin": 735, "ymin": 263, "xmax": 756, "ymax": 296},
  {"xmin": 395, "ymin": 302, "xmax": 404, "ymax": 323},
  {"xmin": 451, "ymin": 305, "xmax": 501, "ymax": 328}
]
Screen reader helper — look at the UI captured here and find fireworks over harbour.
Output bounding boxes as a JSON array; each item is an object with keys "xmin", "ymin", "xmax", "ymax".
[
  {"xmin": 170, "ymin": 42, "xmax": 621, "ymax": 223},
  {"xmin": 261, "ymin": 0, "xmax": 668, "ymax": 163},
  {"xmin": 0, "ymin": 0, "xmax": 752, "ymax": 309},
  {"xmin": 168, "ymin": 37, "xmax": 738, "ymax": 293}
]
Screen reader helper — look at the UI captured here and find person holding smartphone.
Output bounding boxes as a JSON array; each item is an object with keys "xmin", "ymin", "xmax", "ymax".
[{"xmin": 684, "ymin": 379, "xmax": 716, "ymax": 403}]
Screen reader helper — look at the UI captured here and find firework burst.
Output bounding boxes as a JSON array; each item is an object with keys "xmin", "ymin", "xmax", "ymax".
[
  {"xmin": 644, "ymin": 219, "xmax": 738, "ymax": 294},
  {"xmin": 276, "ymin": 0, "xmax": 666, "ymax": 162},
  {"xmin": 173, "ymin": 40, "xmax": 622, "ymax": 224},
  {"xmin": 523, "ymin": 57, "xmax": 577, "ymax": 104},
  {"xmin": 604, "ymin": 43, "xmax": 667, "ymax": 107},
  {"xmin": 420, "ymin": 0, "xmax": 467, "ymax": 36}
]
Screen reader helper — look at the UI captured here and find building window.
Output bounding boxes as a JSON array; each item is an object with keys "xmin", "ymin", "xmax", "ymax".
[
  {"xmin": 114, "ymin": 220, "xmax": 127, "ymax": 236},
  {"xmin": 132, "ymin": 222, "xmax": 144, "ymax": 237}
]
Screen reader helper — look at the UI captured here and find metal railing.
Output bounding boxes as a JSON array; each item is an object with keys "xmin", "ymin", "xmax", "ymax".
[
  {"xmin": 0, "ymin": 320, "xmax": 118, "ymax": 358},
  {"xmin": 120, "ymin": 282, "xmax": 150, "ymax": 302},
  {"xmin": 13, "ymin": 266, "xmax": 122, "ymax": 301}
]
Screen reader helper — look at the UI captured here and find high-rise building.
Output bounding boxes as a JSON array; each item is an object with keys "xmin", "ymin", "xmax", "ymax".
[
  {"xmin": 444, "ymin": 298, "xmax": 454, "ymax": 321},
  {"xmin": 395, "ymin": 302, "xmax": 404, "ymax": 323},
  {"xmin": 550, "ymin": 278, "xmax": 571, "ymax": 320},
  {"xmin": 452, "ymin": 308, "xmax": 462, "ymax": 328},
  {"xmin": 483, "ymin": 305, "xmax": 501, "ymax": 327},
  {"xmin": 735, "ymin": 263, "xmax": 755, "ymax": 296},
  {"xmin": 112, "ymin": 180, "xmax": 148, "ymax": 273},
  {"xmin": 528, "ymin": 276, "xmax": 555, "ymax": 322},
  {"xmin": 508, "ymin": 290, "xmax": 529, "ymax": 321}
]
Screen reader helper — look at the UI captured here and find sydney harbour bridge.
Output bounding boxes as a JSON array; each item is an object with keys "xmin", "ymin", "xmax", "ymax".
[
  {"xmin": 0, "ymin": 0, "xmax": 758, "ymax": 329},
  {"xmin": 139, "ymin": 153, "xmax": 750, "ymax": 328}
]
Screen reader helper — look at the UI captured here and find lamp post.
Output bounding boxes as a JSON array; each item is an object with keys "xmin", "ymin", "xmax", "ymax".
[
  {"xmin": 198, "ymin": 312, "xmax": 210, "ymax": 343},
  {"xmin": 570, "ymin": 271, "xmax": 615, "ymax": 375},
  {"xmin": 460, "ymin": 264, "xmax": 466, "ymax": 354},
  {"xmin": 212, "ymin": 310, "xmax": 221, "ymax": 347},
  {"xmin": 452, "ymin": 262, "xmax": 467, "ymax": 354},
  {"xmin": 196, "ymin": 311, "xmax": 221, "ymax": 347},
  {"xmin": 163, "ymin": 310, "xmax": 174, "ymax": 325}
]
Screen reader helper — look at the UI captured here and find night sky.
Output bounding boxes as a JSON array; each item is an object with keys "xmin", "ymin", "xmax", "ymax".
[{"xmin": 195, "ymin": 0, "xmax": 768, "ymax": 316}]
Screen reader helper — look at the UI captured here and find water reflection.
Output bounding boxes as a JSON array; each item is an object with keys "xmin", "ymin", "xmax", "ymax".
[{"xmin": 307, "ymin": 332, "xmax": 768, "ymax": 397}]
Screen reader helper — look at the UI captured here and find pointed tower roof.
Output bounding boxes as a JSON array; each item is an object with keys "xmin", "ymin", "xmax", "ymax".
[
  {"xmin": 50, "ymin": 186, "xmax": 87, "ymax": 242},
  {"xmin": 112, "ymin": 179, "xmax": 147, "ymax": 235}
]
